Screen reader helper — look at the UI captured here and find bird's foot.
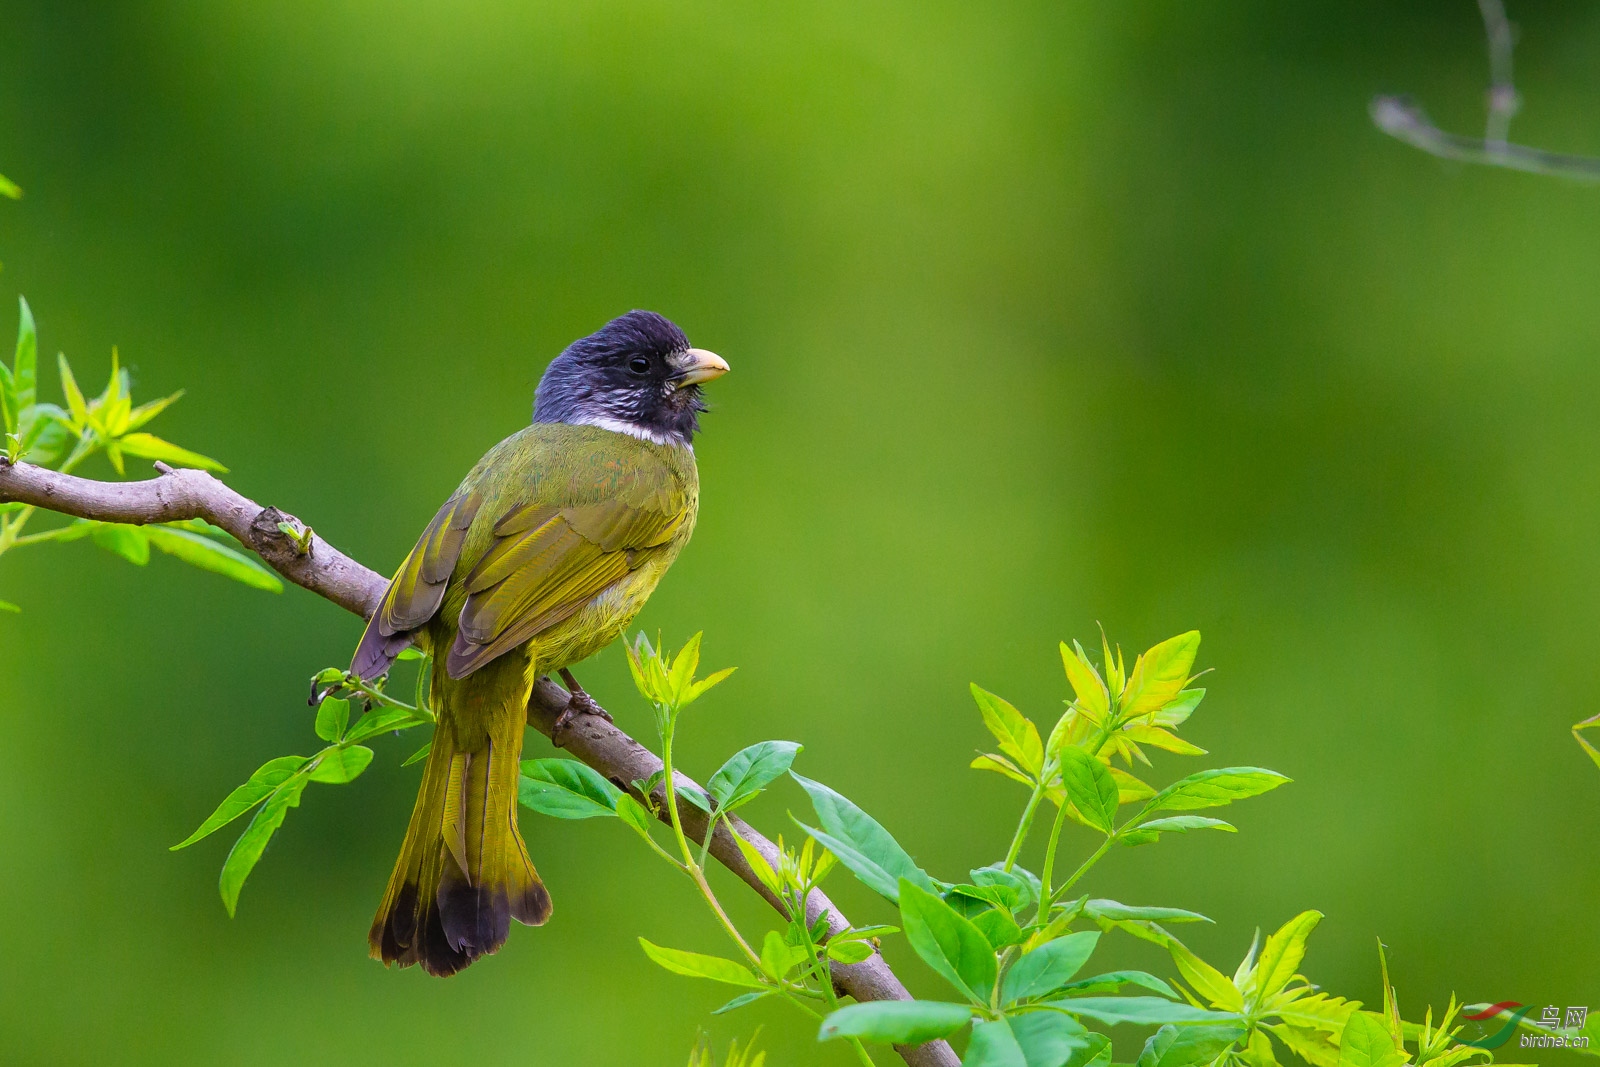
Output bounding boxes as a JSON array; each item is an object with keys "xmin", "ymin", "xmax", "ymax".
[{"xmin": 551, "ymin": 668, "xmax": 613, "ymax": 747}]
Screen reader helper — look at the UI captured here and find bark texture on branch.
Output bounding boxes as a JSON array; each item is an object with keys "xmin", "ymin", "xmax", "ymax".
[{"xmin": 0, "ymin": 456, "xmax": 959, "ymax": 1067}]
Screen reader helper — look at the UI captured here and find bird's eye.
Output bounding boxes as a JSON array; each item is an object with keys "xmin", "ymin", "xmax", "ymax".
[{"xmin": 628, "ymin": 356, "xmax": 651, "ymax": 375}]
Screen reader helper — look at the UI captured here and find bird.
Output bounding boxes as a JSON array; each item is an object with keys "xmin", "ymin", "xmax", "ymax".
[{"xmin": 350, "ymin": 310, "xmax": 728, "ymax": 976}]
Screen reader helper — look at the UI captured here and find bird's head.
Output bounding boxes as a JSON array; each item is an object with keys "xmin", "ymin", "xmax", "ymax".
[{"xmin": 532, "ymin": 310, "xmax": 729, "ymax": 447}]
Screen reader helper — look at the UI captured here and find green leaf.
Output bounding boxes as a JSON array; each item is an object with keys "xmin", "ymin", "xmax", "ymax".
[
  {"xmin": 0, "ymin": 361, "xmax": 15, "ymax": 438},
  {"xmin": 116, "ymin": 432, "xmax": 227, "ymax": 473},
  {"xmin": 1274, "ymin": 993, "xmax": 1358, "ymax": 1034},
  {"xmin": 1153, "ymin": 688, "xmax": 1205, "ymax": 728},
  {"xmin": 1009, "ymin": 1013, "xmax": 1090, "ymax": 1067},
  {"xmin": 1043, "ymin": 997, "xmax": 1241, "ymax": 1027},
  {"xmin": 308, "ymin": 745, "xmax": 374, "ymax": 783},
  {"xmin": 973, "ymin": 865, "xmax": 1039, "ymax": 911},
  {"xmin": 1136, "ymin": 1024, "xmax": 1246, "ymax": 1067},
  {"xmin": 401, "ymin": 740, "xmax": 433, "ymax": 767},
  {"xmin": 0, "ymin": 599, "xmax": 18, "ymax": 614},
  {"xmin": 1060, "ymin": 641, "xmax": 1110, "ymax": 721},
  {"xmin": 1265, "ymin": 1024, "xmax": 1340, "ymax": 1067},
  {"xmin": 171, "ymin": 755, "xmax": 309, "ymax": 849},
  {"xmin": 1002, "ymin": 931, "xmax": 1101, "ymax": 1003},
  {"xmin": 1337, "ymin": 1013, "xmax": 1409, "ymax": 1067},
  {"xmin": 972, "ymin": 684, "xmax": 1045, "ymax": 778},
  {"xmin": 791, "ymin": 772, "xmax": 936, "ymax": 902},
  {"xmin": 973, "ymin": 752, "xmax": 1035, "ymax": 787},
  {"xmin": 17, "ymin": 407, "xmax": 67, "ymax": 463},
  {"xmin": 219, "ymin": 776, "xmax": 309, "ymax": 916},
  {"xmin": 91, "ymin": 523, "xmax": 150, "ymax": 565},
  {"xmin": 1123, "ymin": 631, "xmax": 1201, "ymax": 718},
  {"xmin": 1250, "ymin": 910, "xmax": 1321, "ymax": 1000},
  {"xmin": 637, "ymin": 938, "xmax": 764, "ymax": 988},
  {"xmin": 615, "ymin": 794, "xmax": 656, "ymax": 840},
  {"xmin": 123, "ymin": 389, "xmax": 183, "ymax": 433},
  {"xmin": 899, "ymin": 878, "xmax": 997, "ymax": 1004},
  {"xmin": 144, "ymin": 525, "xmax": 283, "ymax": 592},
  {"xmin": 817, "ymin": 1001, "xmax": 973, "ymax": 1045},
  {"xmin": 712, "ymin": 991, "xmax": 772, "ymax": 1016},
  {"xmin": 1155, "ymin": 932, "xmax": 1243, "ymax": 1013},
  {"xmin": 1122, "ymin": 724, "xmax": 1207, "ymax": 756},
  {"xmin": 1066, "ymin": 1035, "xmax": 1112, "ymax": 1067},
  {"xmin": 14, "ymin": 297, "xmax": 37, "ymax": 412},
  {"xmin": 668, "ymin": 631, "xmax": 701, "ymax": 702},
  {"xmin": 759, "ymin": 929, "xmax": 807, "ymax": 980},
  {"xmin": 1055, "ymin": 970, "xmax": 1179, "ymax": 999},
  {"xmin": 1240, "ymin": 1029, "xmax": 1280, "ymax": 1067},
  {"xmin": 951, "ymin": 882, "xmax": 1023, "ymax": 911},
  {"xmin": 827, "ymin": 939, "xmax": 876, "ymax": 964},
  {"xmin": 0, "ymin": 172, "xmax": 20, "ymax": 199},
  {"xmin": 1057, "ymin": 748, "xmax": 1119, "ymax": 834},
  {"xmin": 314, "ymin": 697, "xmax": 350, "ymax": 742},
  {"xmin": 965, "ymin": 1019, "xmax": 1028, "ymax": 1067},
  {"xmin": 731, "ymin": 831, "xmax": 783, "ymax": 896},
  {"xmin": 1082, "ymin": 900, "xmax": 1212, "ymax": 924},
  {"xmin": 676, "ymin": 779, "xmax": 712, "ymax": 813},
  {"xmin": 1145, "ymin": 768, "xmax": 1290, "ymax": 813},
  {"xmin": 58, "ymin": 352, "xmax": 88, "ymax": 428},
  {"xmin": 1134, "ymin": 816, "xmax": 1236, "ymax": 836},
  {"xmin": 518, "ymin": 758, "xmax": 623, "ymax": 819},
  {"xmin": 972, "ymin": 908, "xmax": 1025, "ymax": 950},
  {"xmin": 707, "ymin": 740, "xmax": 801, "ymax": 810},
  {"xmin": 343, "ymin": 704, "xmax": 426, "ymax": 743}
]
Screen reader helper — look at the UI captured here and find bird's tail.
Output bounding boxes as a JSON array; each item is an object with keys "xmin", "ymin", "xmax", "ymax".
[{"xmin": 369, "ymin": 651, "xmax": 551, "ymax": 976}]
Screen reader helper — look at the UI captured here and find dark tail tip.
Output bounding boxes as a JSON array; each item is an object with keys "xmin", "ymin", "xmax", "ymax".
[
  {"xmin": 371, "ymin": 864, "xmax": 550, "ymax": 977},
  {"xmin": 437, "ymin": 858, "xmax": 512, "ymax": 962}
]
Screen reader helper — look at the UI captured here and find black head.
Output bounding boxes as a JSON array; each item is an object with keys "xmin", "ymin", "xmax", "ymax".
[{"xmin": 532, "ymin": 311, "xmax": 728, "ymax": 447}]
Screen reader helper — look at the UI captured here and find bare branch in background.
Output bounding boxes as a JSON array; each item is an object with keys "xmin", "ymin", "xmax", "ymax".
[
  {"xmin": 1371, "ymin": 0, "xmax": 1600, "ymax": 181},
  {"xmin": 0, "ymin": 454, "xmax": 959, "ymax": 1067}
]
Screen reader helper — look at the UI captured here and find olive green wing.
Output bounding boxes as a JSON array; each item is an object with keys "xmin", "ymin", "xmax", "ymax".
[
  {"xmin": 443, "ymin": 494, "xmax": 688, "ymax": 678},
  {"xmin": 351, "ymin": 489, "xmax": 483, "ymax": 679}
]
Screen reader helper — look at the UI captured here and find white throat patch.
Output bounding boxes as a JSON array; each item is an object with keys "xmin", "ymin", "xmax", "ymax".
[{"xmin": 569, "ymin": 415, "xmax": 686, "ymax": 448}]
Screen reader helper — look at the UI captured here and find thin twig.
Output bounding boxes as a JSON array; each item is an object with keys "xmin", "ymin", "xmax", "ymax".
[
  {"xmin": 1478, "ymin": 0, "xmax": 1519, "ymax": 149},
  {"xmin": 1371, "ymin": 0, "xmax": 1600, "ymax": 181},
  {"xmin": 0, "ymin": 455, "xmax": 959, "ymax": 1067}
]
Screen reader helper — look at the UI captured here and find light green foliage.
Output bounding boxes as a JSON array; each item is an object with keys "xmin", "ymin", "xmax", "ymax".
[
  {"xmin": 521, "ymin": 635, "xmax": 888, "ymax": 1065},
  {"xmin": 806, "ymin": 631, "xmax": 1527, "ymax": 1067},
  {"xmin": 1148, "ymin": 911, "xmax": 1357, "ymax": 1066},
  {"xmin": 1575, "ymin": 711, "xmax": 1600, "ymax": 772},
  {"xmin": 687, "ymin": 1031, "xmax": 766, "ymax": 1067},
  {"xmin": 0, "ymin": 298, "xmax": 281, "ymax": 606},
  {"xmin": 819, "ymin": 1001, "xmax": 975, "ymax": 1045},
  {"xmin": 641, "ymin": 939, "xmax": 766, "ymax": 988},
  {"xmin": 1376, "ymin": 945, "xmax": 1551, "ymax": 1067},
  {"xmin": 791, "ymin": 772, "xmax": 937, "ymax": 902},
  {"xmin": 172, "ymin": 659, "xmax": 437, "ymax": 915}
]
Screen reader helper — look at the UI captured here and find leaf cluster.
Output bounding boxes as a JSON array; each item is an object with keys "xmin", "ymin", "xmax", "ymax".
[
  {"xmin": 0, "ymin": 297, "xmax": 281, "ymax": 610},
  {"xmin": 173, "ymin": 651, "xmax": 436, "ymax": 913}
]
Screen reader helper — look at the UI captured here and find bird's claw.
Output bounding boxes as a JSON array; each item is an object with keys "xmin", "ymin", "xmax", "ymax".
[{"xmin": 551, "ymin": 669, "xmax": 612, "ymax": 747}]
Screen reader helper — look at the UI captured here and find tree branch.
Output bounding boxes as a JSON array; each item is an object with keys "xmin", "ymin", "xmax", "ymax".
[
  {"xmin": 1371, "ymin": 0, "xmax": 1600, "ymax": 182},
  {"xmin": 0, "ymin": 455, "xmax": 959, "ymax": 1067}
]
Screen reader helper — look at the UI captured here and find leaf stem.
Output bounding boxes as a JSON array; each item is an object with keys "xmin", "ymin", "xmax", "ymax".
[
  {"xmin": 660, "ymin": 704, "xmax": 761, "ymax": 968},
  {"xmin": 1001, "ymin": 782, "xmax": 1045, "ymax": 872},
  {"xmin": 1038, "ymin": 793, "xmax": 1073, "ymax": 903},
  {"xmin": 1038, "ymin": 715, "xmax": 1121, "ymax": 910},
  {"xmin": 791, "ymin": 896, "xmax": 876, "ymax": 1067},
  {"xmin": 1047, "ymin": 837, "xmax": 1113, "ymax": 912}
]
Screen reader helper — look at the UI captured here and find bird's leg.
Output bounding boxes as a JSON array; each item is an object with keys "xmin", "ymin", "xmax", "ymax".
[{"xmin": 551, "ymin": 667, "xmax": 613, "ymax": 746}]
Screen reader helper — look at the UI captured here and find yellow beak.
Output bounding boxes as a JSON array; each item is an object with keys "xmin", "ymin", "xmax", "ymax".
[{"xmin": 675, "ymin": 348, "xmax": 730, "ymax": 385}]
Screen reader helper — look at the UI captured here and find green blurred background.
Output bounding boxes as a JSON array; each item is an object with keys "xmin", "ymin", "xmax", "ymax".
[{"xmin": 1, "ymin": 1, "xmax": 1597, "ymax": 1063}]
